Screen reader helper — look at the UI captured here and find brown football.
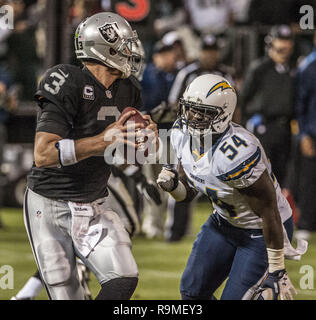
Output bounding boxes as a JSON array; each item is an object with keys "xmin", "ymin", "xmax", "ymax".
[
  {"xmin": 119, "ymin": 107, "xmax": 149, "ymax": 126},
  {"xmin": 118, "ymin": 107, "xmax": 150, "ymax": 163}
]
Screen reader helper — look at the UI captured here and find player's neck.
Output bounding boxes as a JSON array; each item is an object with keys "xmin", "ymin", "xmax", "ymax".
[{"xmin": 85, "ymin": 63, "xmax": 120, "ymax": 89}]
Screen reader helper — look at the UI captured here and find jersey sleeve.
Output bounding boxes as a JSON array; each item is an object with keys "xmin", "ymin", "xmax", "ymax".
[
  {"xmin": 34, "ymin": 64, "xmax": 80, "ymax": 128},
  {"xmin": 215, "ymin": 141, "xmax": 266, "ymax": 189},
  {"xmin": 36, "ymin": 101, "xmax": 73, "ymax": 137}
]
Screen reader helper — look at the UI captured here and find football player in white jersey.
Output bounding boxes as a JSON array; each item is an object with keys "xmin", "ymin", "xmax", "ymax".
[{"xmin": 157, "ymin": 74, "xmax": 307, "ymax": 300}]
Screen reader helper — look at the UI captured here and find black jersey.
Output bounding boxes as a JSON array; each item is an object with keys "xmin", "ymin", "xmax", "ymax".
[{"xmin": 27, "ymin": 64, "xmax": 142, "ymax": 202}]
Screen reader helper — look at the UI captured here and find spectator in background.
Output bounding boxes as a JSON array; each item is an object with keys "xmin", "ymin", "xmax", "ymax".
[
  {"xmin": 295, "ymin": 31, "xmax": 316, "ymax": 241},
  {"xmin": 141, "ymin": 40, "xmax": 178, "ymax": 116},
  {"xmin": 183, "ymin": 0, "xmax": 234, "ymax": 36},
  {"xmin": 183, "ymin": 0, "xmax": 235, "ymax": 64},
  {"xmin": 153, "ymin": 0, "xmax": 186, "ymax": 38},
  {"xmin": 140, "ymin": 39, "xmax": 178, "ymax": 239},
  {"xmin": 161, "ymin": 31, "xmax": 188, "ymax": 71},
  {"xmin": 168, "ymin": 35, "xmax": 234, "ymax": 111},
  {"xmin": 0, "ymin": 65, "xmax": 18, "ymax": 229},
  {"xmin": 5, "ymin": 0, "xmax": 40, "ymax": 101},
  {"xmin": 240, "ymin": 25, "xmax": 295, "ymax": 188}
]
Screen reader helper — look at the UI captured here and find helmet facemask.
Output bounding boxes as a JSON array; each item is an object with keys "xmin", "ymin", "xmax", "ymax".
[
  {"xmin": 112, "ymin": 31, "xmax": 142, "ymax": 76},
  {"xmin": 93, "ymin": 31, "xmax": 141, "ymax": 79},
  {"xmin": 178, "ymin": 98, "xmax": 227, "ymax": 137},
  {"xmin": 129, "ymin": 39, "xmax": 146, "ymax": 80}
]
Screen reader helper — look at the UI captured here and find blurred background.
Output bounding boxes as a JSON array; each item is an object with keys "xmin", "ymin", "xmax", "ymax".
[{"xmin": 0, "ymin": 0, "xmax": 316, "ymax": 300}]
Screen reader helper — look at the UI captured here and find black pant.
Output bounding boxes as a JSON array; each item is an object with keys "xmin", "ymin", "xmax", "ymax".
[
  {"xmin": 297, "ymin": 155, "xmax": 316, "ymax": 231},
  {"xmin": 165, "ymin": 200, "xmax": 192, "ymax": 242},
  {"xmin": 0, "ymin": 123, "xmax": 6, "ymax": 208},
  {"xmin": 255, "ymin": 121, "xmax": 291, "ymax": 188}
]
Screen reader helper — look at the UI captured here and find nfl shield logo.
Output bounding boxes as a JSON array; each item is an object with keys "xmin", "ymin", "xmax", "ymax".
[
  {"xmin": 105, "ymin": 90, "xmax": 112, "ymax": 99},
  {"xmin": 98, "ymin": 23, "xmax": 119, "ymax": 43}
]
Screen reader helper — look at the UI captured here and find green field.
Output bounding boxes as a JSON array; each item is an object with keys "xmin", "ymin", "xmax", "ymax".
[{"xmin": 0, "ymin": 201, "xmax": 315, "ymax": 300}]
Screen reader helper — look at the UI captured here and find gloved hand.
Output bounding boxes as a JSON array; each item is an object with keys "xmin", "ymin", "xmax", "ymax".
[
  {"xmin": 156, "ymin": 166, "xmax": 179, "ymax": 192},
  {"xmin": 255, "ymin": 269, "xmax": 297, "ymax": 300}
]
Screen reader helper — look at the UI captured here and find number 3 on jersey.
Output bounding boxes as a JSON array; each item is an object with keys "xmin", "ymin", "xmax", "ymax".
[
  {"xmin": 220, "ymin": 135, "xmax": 248, "ymax": 160},
  {"xmin": 44, "ymin": 69, "xmax": 69, "ymax": 95}
]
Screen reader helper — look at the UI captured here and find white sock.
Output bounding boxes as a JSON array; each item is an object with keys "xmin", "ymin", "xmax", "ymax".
[{"xmin": 16, "ymin": 276, "xmax": 43, "ymax": 299}]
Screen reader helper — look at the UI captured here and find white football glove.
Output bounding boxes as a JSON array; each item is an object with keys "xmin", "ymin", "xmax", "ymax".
[
  {"xmin": 254, "ymin": 270, "xmax": 297, "ymax": 300},
  {"xmin": 156, "ymin": 167, "xmax": 179, "ymax": 192}
]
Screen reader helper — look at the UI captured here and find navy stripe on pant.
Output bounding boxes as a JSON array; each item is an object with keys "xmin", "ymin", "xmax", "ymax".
[{"xmin": 180, "ymin": 212, "xmax": 293, "ymax": 300}]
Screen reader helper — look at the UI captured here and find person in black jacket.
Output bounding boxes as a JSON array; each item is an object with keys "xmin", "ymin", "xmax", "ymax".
[
  {"xmin": 240, "ymin": 25, "xmax": 295, "ymax": 188},
  {"xmin": 295, "ymin": 31, "xmax": 316, "ymax": 240}
]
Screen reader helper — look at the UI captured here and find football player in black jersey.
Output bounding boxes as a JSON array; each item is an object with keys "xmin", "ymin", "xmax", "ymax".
[{"xmin": 23, "ymin": 12, "xmax": 158, "ymax": 300}]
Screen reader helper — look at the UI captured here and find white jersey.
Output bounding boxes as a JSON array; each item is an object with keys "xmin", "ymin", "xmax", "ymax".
[{"xmin": 171, "ymin": 121, "xmax": 292, "ymax": 229}]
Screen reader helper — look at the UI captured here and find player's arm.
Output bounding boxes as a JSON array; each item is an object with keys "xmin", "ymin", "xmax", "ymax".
[
  {"xmin": 34, "ymin": 130, "xmax": 110, "ymax": 168},
  {"xmin": 239, "ymin": 169, "xmax": 283, "ymax": 249},
  {"xmin": 239, "ymin": 169, "xmax": 297, "ymax": 300},
  {"xmin": 34, "ymin": 110, "xmax": 141, "ymax": 168},
  {"xmin": 156, "ymin": 162, "xmax": 198, "ymax": 202}
]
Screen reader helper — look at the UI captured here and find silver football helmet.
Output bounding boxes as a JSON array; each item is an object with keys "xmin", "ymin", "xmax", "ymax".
[
  {"xmin": 130, "ymin": 38, "xmax": 146, "ymax": 81},
  {"xmin": 75, "ymin": 12, "xmax": 143, "ymax": 79},
  {"xmin": 178, "ymin": 74, "xmax": 237, "ymax": 136}
]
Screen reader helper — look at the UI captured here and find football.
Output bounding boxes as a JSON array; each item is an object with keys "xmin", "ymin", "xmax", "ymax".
[
  {"xmin": 118, "ymin": 107, "xmax": 150, "ymax": 163},
  {"xmin": 119, "ymin": 107, "xmax": 149, "ymax": 127}
]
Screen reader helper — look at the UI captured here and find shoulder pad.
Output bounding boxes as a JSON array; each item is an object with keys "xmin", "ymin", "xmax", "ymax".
[
  {"xmin": 35, "ymin": 64, "xmax": 81, "ymax": 105},
  {"xmin": 213, "ymin": 130, "xmax": 266, "ymax": 189},
  {"xmin": 212, "ymin": 127, "xmax": 260, "ymax": 175},
  {"xmin": 215, "ymin": 144, "xmax": 261, "ymax": 182}
]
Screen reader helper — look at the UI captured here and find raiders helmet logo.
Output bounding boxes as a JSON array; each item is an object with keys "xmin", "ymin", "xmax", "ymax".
[{"xmin": 98, "ymin": 23, "xmax": 119, "ymax": 43}]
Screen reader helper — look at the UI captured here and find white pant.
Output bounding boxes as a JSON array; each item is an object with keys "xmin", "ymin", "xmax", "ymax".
[{"xmin": 23, "ymin": 188, "xmax": 138, "ymax": 300}]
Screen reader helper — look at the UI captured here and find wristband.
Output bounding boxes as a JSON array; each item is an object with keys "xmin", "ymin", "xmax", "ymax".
[
  {"xmin": 170, "ymin": 180, "xmax": 187, "ymax": 202},
  {"xmin": 55, "ymin": 139, "xmax": 78, "ymax": 167},
  {"xmin": 267, "ymin": 248, "xmax": 285, "ymax": 273}
]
